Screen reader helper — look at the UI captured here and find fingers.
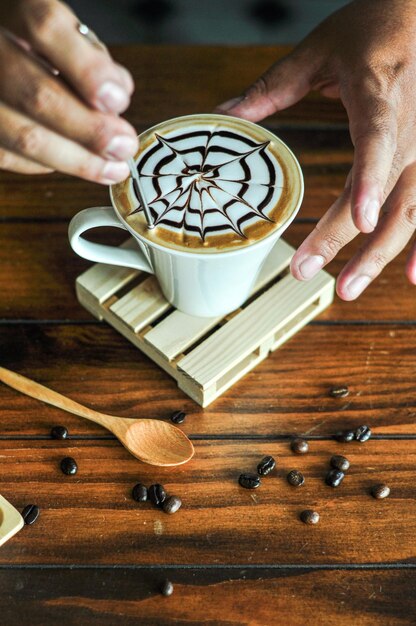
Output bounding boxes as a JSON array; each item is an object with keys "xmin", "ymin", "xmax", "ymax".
[
  {"xmin": 0, "ymin": 102, "xmax": 129, "ymax": 184},
  {"xmin": 9, "ymin": 0, "xmax": 134, "ymax": 113},
  {"xmin": 215, "ymin": 50, "xmax": 316, "ymax": 122},
  {"xmin": 290, "ymin": 182, "xmax": 359, "ymax": 281},
  {"xmin": 291, "ymin": 164, "xmax": 416, "ymax": 300},
  {"xmin": 336, "ymin": 163, "xmax": 416, "ymax": 299},
  {"xmin": 0, "ymin": 31, "xmax": 138, "ymax": 161},
  {"xmin": 344, "ymin": 85, "xmax": 398, "ymax": 234},
  {"xmin": 406, "ymin": 241, "xmax": 416, "ymax": 285},
  {"xmin": 0, "ymin": 147, "xmax": 53, "ymax": 174}
]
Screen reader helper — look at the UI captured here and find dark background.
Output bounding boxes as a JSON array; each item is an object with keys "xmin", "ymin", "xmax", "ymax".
[{"xmin": 66, "ymin": 0, "xmax": 350, "ymax": 44}]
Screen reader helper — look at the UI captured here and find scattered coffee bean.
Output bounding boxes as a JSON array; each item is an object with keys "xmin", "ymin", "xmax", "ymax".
[
  {"xmin": 257, "ymin": 455, "xmax": 276, "ymax": 476},
  {"xmin": 330, "ymin": 455, "xmax": 350, "ymax": 472},
  {"xmin": 160, "ymin": 580, "xmax": 174, "ymax": 596},
  {"xmin": 300, "ymin": 510, "xmax": 320, "ymax": 525},
  {"xmin": 287, "ymin": 470, "xmax": 305, "ymax": 487},
  {"xmin": 170, "ymin": 410, "xmax": 186, "ymax": 424},
  {"xmin": 325, "ymin": 469, "xmax": 345, "ymax": 487},
  {"xmin": 50, "ymin": 425, "xmax": 68, "ymax": 440},
  {"xmin": 334, "ymin": 430, "xmax": 355, "ymax": 443},
  {"xmin": 291, "ymin": 438, "xmax": 309, "ymax": 454},
  {"xmin": 239, "ymin": 473, "xmax": 261, "ymax": 489},
  {"xmin": 355, "ymin": 425, "xmax": 372, "ymax": 443},
  {"xmin": 163, "ymin": 495, "xmax": 182, "ymax": 514},
  {"xmin": 21, "ymin": 504, "xmax": 40, "ymax": 526},
  {"xmin": 371, "ymin": 484, "xmax": 390, "ymax": 499},
  {"xmin": 60, "ymin": 456, "xmax": 78, "ymax": 475},
  {"xmin": 132, "ymin": 483, "xmax": 148, "ymax": 502},
  {"xmin": 329, "ymin": 385, "xmax": 349, "ymax": 398},
  {"xmin": 148, "ymin": 484, "xmax": 167, "ymax": 506}
]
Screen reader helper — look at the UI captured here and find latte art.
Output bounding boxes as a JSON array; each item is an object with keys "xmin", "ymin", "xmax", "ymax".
[
  {"xmin": 112, "ymin": 115, "xmax": 303, "ymax": 252},
  {"xmin": 130, "ymin": 129, "xmax": 281, "ymax": 241}
]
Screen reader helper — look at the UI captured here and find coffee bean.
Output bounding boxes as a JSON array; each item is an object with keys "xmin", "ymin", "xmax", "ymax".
[
  {"xmin": 239, "ymin": 473, "xmax": 261, "ymax": 489},
  {"xmin": 300, "ymin": 510, "xmax": 320, "ymax": 525},
  {"xmin": 355, "ymin": 425, "xmax": 372, "ymax": 443},
  {"xmin": 330, "ymin": 455, "xmax": 350, "ymax": 472},
  {"xmin": 287, "ymin": 470, "xmax": 305, "ymax": 487},
  {"xmin": 50, "ymin": 425, "xmax": 68, "ymax": 440},
  {"xmin": 163, "ymin": 495, "xmax": 182, "ymax": 514},
  {"xmin": 325, "ymin": 469, "xmax": 345, "ymax": 487},
  {"xmin": 148, "ymin": 484, "xmax": 167, "ymax": 506},
  {"xmin": 257, "ymin": 455, "xmax": 276, "ymax": 476},
  {"xmin": 371, "ymin": 484, "xmax": 390, "ymax": 499},
  {"xmin": 290, "ymin": 438, "xmax": 309, "ymax": 454},
  {"xmin": 60, "ymin": 456, "xmax": 78, "ymax": 475},
  {"xmin": 132, "ymin": 483, "xmax": 148, "ymax": 502},
  {"xmin": 170, "ymin": 410, "xmax": 186, "ymax": 424},
  {"xmin": 160, "ymin": 580, "xmax": 174, "ymax": 596},
  {"xmin": 329, "ymin": 385, "xmax": 349, "ymax": 398},
  {"xmin": 21, "ymin": 504, "xmax": 40, "ymax": 525},
  {"xmin": 334, "ymin": 430, "xmax": 355, "ymax": 443}
]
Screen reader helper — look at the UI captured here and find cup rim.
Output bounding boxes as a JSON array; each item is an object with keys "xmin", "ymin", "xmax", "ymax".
[{"xmin": 110, "ymin": 113, "xmax": 304, "ymax": 259}]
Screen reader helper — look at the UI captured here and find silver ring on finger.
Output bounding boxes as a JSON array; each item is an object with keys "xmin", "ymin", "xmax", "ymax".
[{"xmin": 77, "ymin": 23, "xmax": 106, "ymax": 51}]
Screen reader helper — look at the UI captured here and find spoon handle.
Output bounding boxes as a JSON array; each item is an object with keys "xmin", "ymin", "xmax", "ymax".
[{"xmin": 0, "ymin": 366, "xmax": 113, "ymax": 429}]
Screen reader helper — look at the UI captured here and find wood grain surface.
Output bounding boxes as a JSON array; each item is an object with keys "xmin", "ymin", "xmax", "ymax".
[
  {"xmin": 0, "ymin": 568, "xmax": 414, "ymax": 626},
  {"xmin": 0, "ymin": 324, "xmax": 415, "ymax": 436},
  {"xmin": 0, "ymin": 45, "xmax": 415, "ymax": 626},
  {"xmin": 0, "ymin": 440, "xmax": 414, "ymax": 565},
  {"xmin": 114, "ymin": 45, "xmax": 349, "ymax": 128}
]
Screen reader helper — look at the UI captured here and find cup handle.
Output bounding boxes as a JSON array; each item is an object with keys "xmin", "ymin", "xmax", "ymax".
[{"xmin": 68, "ymin": 206, "xmax": 153, "ymax": 273}]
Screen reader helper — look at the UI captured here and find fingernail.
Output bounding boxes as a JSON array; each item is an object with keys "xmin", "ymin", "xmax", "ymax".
[
  {"xmin": 96, "ymin": 81, "xmax": 129, "ymax": 113},
  {"xmin": 345, "ymin": 274, "xmax": 371, "ymax": 299},
  {"xmin": 298, "ymin": 255, "xmax": 325, "ymax": 279},
  {"xmin": 364, "ymin": 199, "xmax": 379, "ymax": 229},
  {"xmin": 118, "ymin": 66, "xmax": 134, "ymax": 92},
  {"xmin": 216, "ymin": 95, "xmax": 245, "ymax": 112},
  {"xmin": 101, "ymin": 161, "xmax": 130, "ymax": 183},
  {"xmin": 105, "ymin": 135, "xmax": 138, "ymax": 160}
]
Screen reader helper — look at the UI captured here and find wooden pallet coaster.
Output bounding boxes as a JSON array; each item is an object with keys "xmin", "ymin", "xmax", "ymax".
[
  {"xmin": 76, "ymin": 238, "xmax": 335, "ymax": 407},
  {"xmin": 0, "ymin": 494, "xmax": 24, "ymax": 547}
]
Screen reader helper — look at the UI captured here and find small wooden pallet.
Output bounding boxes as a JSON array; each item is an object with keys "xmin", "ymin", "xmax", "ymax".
[
  {"xmin": 0, "ymin": 494, "xmax": 24, "ymax": 547},
  {"xmin": 76, "ymin": 239, "xmax": 335, "ymax": 407}
]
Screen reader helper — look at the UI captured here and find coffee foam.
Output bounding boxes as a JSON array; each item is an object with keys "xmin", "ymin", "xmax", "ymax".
[{"xmin": 111, "ymin": 115, "xmax": 302, "ymax": 253}]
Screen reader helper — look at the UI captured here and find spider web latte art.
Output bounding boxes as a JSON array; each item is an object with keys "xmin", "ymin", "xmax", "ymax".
[{"xmin": 123, "ymin": 121, "xmax": 289, "ymax": 251}]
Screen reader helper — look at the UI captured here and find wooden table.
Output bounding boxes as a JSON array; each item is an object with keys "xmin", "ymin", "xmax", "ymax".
[{"xmin": 0, "ymin": 45, "xmax": 415, "ymax": 626}]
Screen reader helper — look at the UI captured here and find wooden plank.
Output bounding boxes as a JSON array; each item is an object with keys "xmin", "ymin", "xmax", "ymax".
[
  {"xmin": 143, "ymin": 239, "xmax": 294, "ymax": 360},
  {"xmin": 0, "ymin": 494, "xmax": 24, "ymax": 547},
  {"xmin": 76, "ymin": 239, "xmax": 139, "ymax": 304},
  {"xmin": 145, "ymin": 309, "xmax": 222, "ymax": 361},
  {"xmin": 178, "ymin": 271, "xmax": 333, "ymax": 389},
  {"xmin": 0, "ymin": 323, "xmax": 415, "ymax": 436},
  {"xmin": 0, "ymin": 567, "xmax": 414, "ymax": 626},
  {"xmin": 116, "ymin": 45, "xmax": 348, "ymax": 128},
  {"xmin": 1, "ymin": 223, "xmax": 415, "ymax": 322},
  {"xmin": 0, "ymin": 440, "xmax": 414, "ymax": 565},
  {"xmin": 109, "ymin": 277, "xmax": 171, "ymax": 333}
]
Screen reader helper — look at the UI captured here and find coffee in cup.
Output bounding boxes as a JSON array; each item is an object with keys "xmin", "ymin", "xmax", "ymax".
[
  {"xmin": 69, "ymin": 114, "xmax": 303, "ymax": 317},
  {"xmin": 111, "ymin": 114, "xmax": 302, "ymax": 253}
]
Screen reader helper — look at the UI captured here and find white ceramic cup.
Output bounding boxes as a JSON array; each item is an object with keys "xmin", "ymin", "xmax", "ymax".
[{"xmin": 68, "ymin": 115, "xmax": 304, "ymax": 318}]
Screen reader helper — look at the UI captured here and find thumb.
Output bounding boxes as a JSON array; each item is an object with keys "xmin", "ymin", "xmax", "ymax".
[{"xmin": 214, "ymin": 51, "xmax": 316, "ymax": 122}]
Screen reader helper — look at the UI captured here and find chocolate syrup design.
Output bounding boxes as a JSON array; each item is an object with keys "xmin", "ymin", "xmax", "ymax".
[{"xmin": 128, "ymin": 128, "xmax": 283, "ymax": 242}]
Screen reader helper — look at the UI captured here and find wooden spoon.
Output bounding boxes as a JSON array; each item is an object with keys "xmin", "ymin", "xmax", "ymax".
[{"xmin": 0, "ymin": 366, "xmax": 194, "ymax": 467}]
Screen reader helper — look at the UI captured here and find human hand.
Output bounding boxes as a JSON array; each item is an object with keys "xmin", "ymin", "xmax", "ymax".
[
  {"xmin": 215, "ymin": 0, "xmax": 416, "ymax": 299},
  {"xmin": 0, "ymin": 0, "xmax": 138, "ymax": 184}
]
